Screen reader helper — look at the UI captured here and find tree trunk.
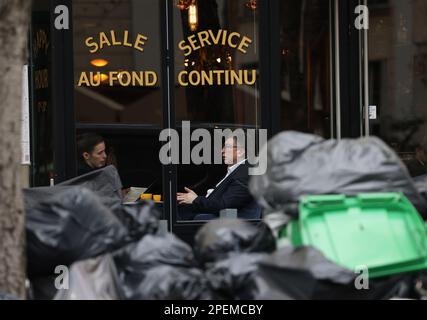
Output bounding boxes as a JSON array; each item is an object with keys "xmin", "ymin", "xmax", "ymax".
[{"xmin": 0, "ymin": 0, "xmax": 31, "ymax": 299}]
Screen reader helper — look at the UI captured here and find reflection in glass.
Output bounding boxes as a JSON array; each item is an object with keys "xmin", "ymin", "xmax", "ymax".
[
  {"xmin": 73, "ymin": 0, "xmax": 162, "ymax": 125},
  {"xmin": 367, "ymin": 0, "xmax": 427, "ymax": 166},
  {"xmin": 174, "ymin": 0, "xmax": 260, "ymax": 125},
  {"xmin": 71, "ymin": 0, "xmax": 164, "ymax": 215},
  {"xmin": 173, "ymin": 0, "xmax": 261, "ymax": 221},
  {"xmin": 279, "ymin": 0, "xmax": 331, "ymax": 138}
]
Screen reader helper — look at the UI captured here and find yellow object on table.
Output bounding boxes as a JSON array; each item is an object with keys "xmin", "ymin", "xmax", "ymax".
[
  {"xmin": 140, "ymin": 193, "xmax": 152, "ymax": 200},
  {"xmin": 153, "ymin": 194, "xmax": 162, "ymax": 202}
]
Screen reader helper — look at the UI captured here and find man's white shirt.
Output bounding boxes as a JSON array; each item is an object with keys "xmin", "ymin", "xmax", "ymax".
[{"xmin": 205, "ymin": 158, "xmax": 247, "ymax": 198}]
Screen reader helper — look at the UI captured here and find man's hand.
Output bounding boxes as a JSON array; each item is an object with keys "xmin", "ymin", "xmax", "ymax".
[{"xmin": 177, "ymin": 187, "xmax": 198, "ymax": 204}]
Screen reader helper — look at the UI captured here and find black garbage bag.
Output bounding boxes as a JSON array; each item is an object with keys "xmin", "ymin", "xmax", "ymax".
[
  {"xmin": 408, "ymin": 270, "xmax": 427, "ymax": 299},
  {"xmin": 24, "ymin": 165, "xmax": 124, "ymax": 219},
  {"xmin": 251, "ymin": 246, "xmax": 414, "ymax": 300},
  {"xmin": 250, "ymin": 131, "xmax": 427, "ymax": 218},
  {"xmin": 25, "ymin": 186, "xmax": 129, "ymax": 277},
  {"xmin": 193, "ymin": 219, "xmax": 276, "ymax": 267},
  {"xmin": 54, "ymin": 254, "xmax": 123, "ymax": 300},
  {"xmin": 114, "ymin": 234, "xmax": 198, "ymax": 299},
  {"xmin": 136, "ymin": 265, "xmax": 214, "ymax": 300},
  {"xmin": 58, "ymin": 165, "xmax": 123, "ymax": 209},
  {"xmin": 29, "ymin": 274, "xmax": 58, "ymax": 300},
  {"xmin": 113, "ymin": 201, "xmax": 161, "ymax": 240},
  {"xmin": 414, "ymin": 176, "xmax": 427, "ymax": 207},
  {"xmin": 205, "ymin": 253, "xmax": 267, "ymax": 300},
  {"xmin": 59, "ymin": 165, "xmax": 161, "ymax": 239}
]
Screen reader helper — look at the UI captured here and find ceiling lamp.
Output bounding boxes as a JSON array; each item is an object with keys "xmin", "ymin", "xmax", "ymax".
[
  {"xmin": 245, "ymin": 0, "xmax": 257, "ymax": 10},
  {"xmin": 90, "ymin": 59, "xmax": 109, "ymax": 67},
  {"xmin": 188, "ymin": 1, "xmax": 198, "ymax": 32},
  {"xmin": 175, "ymin": 0, "xmax": 198, "ymax": 32},
  {"xmin": 175, "ymin": 0, "xmax": 192, "ymax": 10}
]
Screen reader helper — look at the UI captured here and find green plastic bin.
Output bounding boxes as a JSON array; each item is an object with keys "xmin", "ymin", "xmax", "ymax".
[{"xmin": 282, "ymin": 192, "xmax": 427, "ymax": 278}]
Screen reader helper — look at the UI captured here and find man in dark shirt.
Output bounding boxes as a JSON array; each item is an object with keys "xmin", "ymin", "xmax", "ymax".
[{"xmin": 76, "ymin": 133, "xmax": 107, "ymax": 176}]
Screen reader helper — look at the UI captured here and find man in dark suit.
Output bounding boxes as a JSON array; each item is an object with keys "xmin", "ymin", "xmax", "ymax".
[{"xmin": 177, "ymin": 135, "xmax": 261, "ymax": 220}]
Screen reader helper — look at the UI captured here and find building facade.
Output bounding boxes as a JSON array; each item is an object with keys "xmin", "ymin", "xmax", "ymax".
[{"xmin": 28, "ymin": 0, "xmax": 427, "ymax": 241}]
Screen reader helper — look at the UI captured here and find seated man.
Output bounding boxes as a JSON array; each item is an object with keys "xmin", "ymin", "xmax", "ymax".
[
  {"xmin": 177, "ymin": 134, "xmax": 261, "ymax": 220},
  {"xmin": 76, "ymin": 132, "xmax": 107, "ymax": 176}
]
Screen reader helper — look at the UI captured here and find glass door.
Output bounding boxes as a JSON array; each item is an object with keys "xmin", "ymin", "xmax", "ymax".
[
  {"xmin": 71, "ymin": 0, "xmax": 165, "ymax": 201},
  {"xmin": 66, "ymin": 0, "xmax": 337, "ymax": 237},
  {"xmin": 364, "ymin": 0, "xmax": 427, "ymax": 176},
  {"xmin": 170, "ymin": 0, "xmax": 262, "ymax": 225},
  {"xmin": 278, "ymin": 0, "xmax": 334, "ymax": 138}
]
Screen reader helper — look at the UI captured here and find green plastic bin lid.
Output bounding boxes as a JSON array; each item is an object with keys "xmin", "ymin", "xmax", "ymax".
[{"xmin": 293, "ymin": 192, "xmax": 427, "ymax": 279}]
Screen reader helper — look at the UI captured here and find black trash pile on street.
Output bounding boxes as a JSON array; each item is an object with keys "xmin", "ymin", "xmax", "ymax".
[
  {"xmin": 250, "ymin": 131, "xmax": 427, "ymax": 219},
  {"xmin": 249, "ymin": 131, "xmax": 427, "ymax": 299},
  {"xmin": 22, "ymin": 132, "xmax": 427, "ymax": 299}
]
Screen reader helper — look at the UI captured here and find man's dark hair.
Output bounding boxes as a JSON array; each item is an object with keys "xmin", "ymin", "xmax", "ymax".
[
  {"xmin": 77, "ymin": 132, "xmax": 104, "ymax": 155},
  {"xmin": 225, "ymin": 129, "xmax": 246, "ymax": 149}
]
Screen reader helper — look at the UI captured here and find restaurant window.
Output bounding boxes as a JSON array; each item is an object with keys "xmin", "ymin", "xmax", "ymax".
[
  {"xmin": 366, "ymin": 0, "xmax": 427, "ymax": 167},
  {"xmin": 173, "ymin": 0, "xmax": 260, "ymax": 126},
  {"xmin": 72, "ymin": 0, "xmax": 164, "ymax": 198},
  {"xmin": 172, "ymin": 0, "xmax": 261, "ymax": 221},
  {"xmin": 279, "ymin": 0, "xmax": 332, "ymax": 138},
  {"xmin": 73, "ymin": 0, "xmax": 162, "ymax": 125},
  {"xmin": 30, "ymin": 0, "xmax": 54, "ymax": 186}
]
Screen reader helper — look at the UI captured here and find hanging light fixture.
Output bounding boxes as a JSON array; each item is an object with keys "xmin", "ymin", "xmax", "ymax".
[
  {"xmin": 175, "ymin": 0, "xmax": 192, "ymax": 10},
  {"xmin": 188, "ymin": 0, "xmax": 198, "ymax": 32},
  {"xmin": 245, "ymin": 0, "xmax": 257, "ymax": 10},
  {"xmin": 175, "ymin": 0, "xmax": 199, "ymax": 32},
  {"xmin": 90, "ymin": 58, "xmax": 109, "ymax": 67}
]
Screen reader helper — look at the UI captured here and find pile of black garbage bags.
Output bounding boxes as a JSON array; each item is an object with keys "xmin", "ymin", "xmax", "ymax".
[
  {"xmin": 250, "ymin": 131, "xmax": 427, "ymax": 219},
  {"xmin": 24, "ymin": 131, "xmax": 427, "ymax": 299}
]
